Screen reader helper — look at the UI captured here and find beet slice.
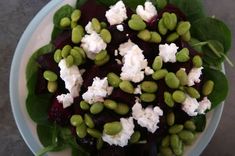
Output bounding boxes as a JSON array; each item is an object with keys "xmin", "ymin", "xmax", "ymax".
[
  {"xmin": 52, "ymin": 30, "xmax": 73, "ymax": 49},
  {"xmin": 37, "ymin": 53, "xmax": 60, "ymax": 74},
  {"xmin": 109, "ymin": 88, "xmax": 136, "ymax": 106}
]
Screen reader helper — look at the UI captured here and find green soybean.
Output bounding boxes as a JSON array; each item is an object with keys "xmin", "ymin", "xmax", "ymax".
[
  {"xmin": 71, "ymin": 9, "xmax": 81, "ymax": 22},
  {"xmin": 193, "ymin": 55, "xmax": 202, "ymax": 67},
  {"xmin": 140, "ymin": 93, "xmax": 156, "ymax": 102},
  {"xmin": 80, "ymin": 100, "xmax": 90, "ymax": 110},
  {"xmin": 47, "ymin": 81, "xmax": 58, "ymax": 93},
  {"xmin": 173, "ymin": 146, "xmax": 183, "ymax": 156},
  {"xmin": 141, "ymin": 81, "xmax": 158, "ymax": 93},
  {"xmin": 172, "ymin": 90, "xmax": 186, "ymax": 103},
  {"xmin": 62, "ymin": 45, "xmax": 72, "ymax": 58},
  {"xmin": 95, "ymin": 50, "xmax": 107, "ymax": 61},
  {"xmin": 170, "ymin": 134, "xmax": 180, "ymax": 149},
  {"xmin": 152, "ymin": 56, "xmax": 163, "ymax": 71},
  {"xmin": 169, "ymin": 124, "xmax": 184, "ymax": 134},
  {"xmin": 178, "ymin": 130, "xmax": 195, "ymax": 142},
  {"xmin": 90, "ymin": 102, "xmax": 104, "ymax": 114},
  {"xmin": 70, "ymin": 115, "xmax": 83, "ymax": 126},
  {"xmin": 131, "ymin": 14, "xmax": 142, "ymax": 20},
  {"xmin": 184, "ymin": 120, "xmax": 196, "ymax": 131},
  {"xmin": 119, "ymin": 80, "xmax": 134, "ymax": 94},
  {"xmin": 165, "ymin": 72, "xmax": 180, "ymax": 89},
  {"xmin": 104, "ymin": 99, "xmax": 117, "ymax": 110},
  {"xmin": 43, "ymin": 70, "xmax": 58, "ymax": 81},
  {"xmin": 76, "ymin": 122, "xmax": 87, "ymax": 138},
  {"xmin": 149, "ymin": 32, "xmax": 162, "ymax": 43},
  {"xmin": 176, "ymin": 48, "xmax": 190, "ymax": 62},
  {"xmin": 164, "ymin": 92, "xmax": 175, "ymax": 107},
  {"xmin": 96, "ymin": 137, "xmax": 104, "ymax": 150},
  {"xmin": 87, "ymin": 128, "xmax": 102, "ymax": 138},
  {"xmin": 176, "ymin": 21, "xmax": 191, "ymax": 36},
  {"xmin": 107, "ymin": 72, "xmax": 121, "ymax": 88},
  {"xmin": 104, "ymin": 121, "xmax": 122, "ymax": 135},
  {"xmin": 202, "ymin": 80, "xmax": 214, "ymax": 96},
  {"xmin": 60, "ymin": 17, "xmax": 71, "ymax": 28},
  {"xmin": 54, "ymin": 49, "xmax": 62, "ymax": 63},
  {"xmin": 161, "ymin": 135, "xmax": 170, "ymax": 147},
  {"xmin": 166, "ymin": 32, "xmax": 179, "ymax": 43},
  {"xmin": 163, "ymin": 12, "xmax": 177, "ymax": 31},
  {"xmin": 94, "ymin": 54, "xmax": 110, "ymax": 66},
  {"xmin": 152, "ymin": 69, "xmax": 168, "ymax": 80},
  {"xmin": 72, "ymin": 25, "xmax": 84, "ymax": 44},
  {"xmin": 91, "ymin": 18, "xmax": 101, "ymax": 33},
  {"xmin": 130, "ymin": 131, "xmax": 141, "ymax": 143},
  {"xmin": 71, "ymin": 21, "xmax": 78, "ymax": 29},
  {"xmin": 100, "ymin": 29, "xmax": 112, "ymax": 43},
  {"xmin": 166, "ymin": 112, "xmax": 175, "ymax": 126},
  {"xmin": 185, "ymin": 87, "xmax": 200, "ymax": 99},
  {"xmin": 181, "ymin": 31, "xmax": 191, "ymax": 41},
  {"xmin": 158, "ymin": 18, "xmax": 167, "ymax": 35},
  {"xmin": 160, "ymin": 147, "xmax": 173, "ymax": 156},
  {"xmin": 70, "ymin": 49, "xmax": 83, "ymax": 65},
  {"xmin": 176, "ymin": 69, "xmax": 188, "ymax": 86},
  {"xmin": 128, "ymin": 19, "xmax": 146, "ymax": 31},
  {"xmin": 84, "ymin": 114, "xmax": 95, "ymax": 128},
  {"xmin": 65, "ymin": 55, "xmax": 74, "ymax": 67},
  {"xmin": 100, "ymin": 22, "xmax": 107, "ymax": 28},
  {"xmin": 73, "ymin": 46, "xmax": 86, "ymax": 59},
  {"xmin": 114, "ymin": 103, "xmax": 129, "ymax": 115},
  {"xmin": 137, "ymin": 29, "xmax": 151, "ymax": 41}
]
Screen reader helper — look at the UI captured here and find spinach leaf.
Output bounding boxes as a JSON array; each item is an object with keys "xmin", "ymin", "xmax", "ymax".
[
  {"xmin": 203, "ymin": 67, "xmax": 228, "ymax": 109},
  {"xmin": 155, "ymin": 0, "xmax": 167, "ymax": 10},
  {"xmin": 192, "ymin": 114, "xmax": 206, "ymax": 132},
  {"xmin": 96, "ymin": 0, "xmax": 118, "ymax": 6},
  {"xmin": 191, "ymin": 17, "xmax": 232, "ymax": 53},
  {"xmin": 51, "ymin": 26, "xmax": 64, "ymax": 41},
  {"xmin": 76, "ymin": 0, "xmax": 88, "ymax": 8},
  {"xmin": 168, "ymin": 0, "xmax": 205, "ymax": 22},
  {"xmin": 36, "ymin": 144, "xmax": 57, "ymax": 156},
  {"xmin": 53, "ymin": 4, "xmax": 74, "ymax": 28},
  {"xmin": 37, "ymin": 124, "xmax": 58, "ymax": 147},
  {"xmin": 96, "ymin": 0, "xmax": 145, "ymax": 9}
]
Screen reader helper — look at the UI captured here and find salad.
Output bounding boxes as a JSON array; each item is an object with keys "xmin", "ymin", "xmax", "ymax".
[{"xmin": 25, "ymin": 0, "xmax": 231, "ymax": 156}]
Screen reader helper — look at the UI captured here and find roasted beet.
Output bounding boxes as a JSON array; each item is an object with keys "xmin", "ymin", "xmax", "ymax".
[
  {"xmin": 97, "ymin": 146, "xmax": 126, "ymax": 156},
  {"xmin": 52, "ymin": 30, "xmax": 73, "ymax": 49},
  {"xmin": 126, "ymin": 142, "xmax": 158, "ymax": 156},
  {"xmin": 76, "ymin": 136, "xmax": 97, "ymax": 152},
  {"xmin": 109, "ymin": 88, "xmax": 136, "ymax": 106},
  {"xmin": 37, "ymin": 53, "xmax": 60, "ymax": 74},
  {"xmin": 35, "ymin": 68, "xmax": 48, "ymax": 94}
]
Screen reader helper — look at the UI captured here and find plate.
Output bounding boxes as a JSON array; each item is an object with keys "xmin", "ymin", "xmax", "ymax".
[{"xmin": 9, "ymin": 0, "xmax": 224, "ymax": 155}]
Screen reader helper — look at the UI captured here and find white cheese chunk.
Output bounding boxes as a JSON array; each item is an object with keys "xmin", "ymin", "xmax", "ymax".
[
  {"xmin": 134, "ymin": 85, "xmax": 142, "ymax": 94},
  {"xmin": 82, "ymin": 77, "xmax": 113, "ymax": 104},
  {"xmin": 182, "ymin": 95, "xmax": 199, "ymax": 116},
  {"xmin": 132, "ymin": 100, "xmax": 163, "ymax": 133},
  {"xmin": 198, "ymin": 97, "xmax": 211, "ymax": 114},
  {"xmin": 159, "ymin": 43, "xmax": 179, "ymax": 63},
  {"xmin": 144, "ymin": 67, "xmax": 154, "ymax": 75},
  {"xmin": 105, "ymin": 1, "xmax": 128, "ymax": 25},
  {"xmin": 102, "ymin": 117, "xmax": 134, "ymax": 147},
  {"xmin": 116, "ymin": 24, "xmax": 124, "ymax": 31},
  {"xmin": 187, "ymin": 67, "xmax": 203, "ymax": 86},
  {"xmin": 81, "ymin": 32, "xmax": 107, "ymax": 60},
  {"xmin": 85, "ymin": 22, "xmax": 94, "ymax": 34},
  {"xmin": 136, "ymin": 1, "xmax": 157, "ymax": 22},
  {"xmin": 57, "ymin": 93, "xmax": 74, "ymax": 109}
]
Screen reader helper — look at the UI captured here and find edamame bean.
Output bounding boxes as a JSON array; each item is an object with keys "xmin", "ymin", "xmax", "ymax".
[
  {"xmin": 60, "ymin": 17, "xmax": 71, "ymax": 28},
  {"xmin": 91, "ymin": 18, "xmax": 101, "ymax": 33},
  {"xmin": 161, "ymin": 135, "xmax": 170, "ymax": 147},
  {"xmin": 100, "ymin": 22, "xmax": 107, "ymax": 28},
  {"xmin": 158, "ymin": 18, "xmax": 167, "ymax": 35},
  {"xmin": 165, "ymin": 72, "xmax": 180, "ymax": 89},
  {"xmin": 149, "ymin": 32, "xmax": 162, "ymax": 43},
  {"xmin": 70, "ymin": 49, "xmax": 83, "ymax": 65},
  {"xmin": 137, "ymin": 29, "xmax": 151, "ymax": 41},
  {"xmin": 72, "ymin": 25, "xmax": 84, "ymax": 44},
  {"xmin": 104, "ymin": 99, "xmax": 117, "ymax": 110},
  {"xmin": 128, "ymin": 19, "xmax": 146, "ymax": 31},
  {"xmin": 61, "ymin": 45, "xmax": 72, "ymax": 58},
  {"xmin": 164, "ymin": 92, "xmax": 174, "ymax": 107},
  {"xmin": 202, "ymin": 80, "xmax": 214, "ymax": 96},
  {"xmin": 178, "ymin": 130, "xmax": 195, "ymax": 142},
  {"xmin": 71, "ymin": 9, "xmax": 81, "ymax": 22},
  {"xmin": 73, "ymin": 47, "xmax": 86, "ymax": 59},
  {"xmin": 114, "ymin": 103, "xmax": 129, "ymax": 115},
  {"xmin": 185, "ymin": 87, "xmax": 200, "ymax": 99},
  {"xmin": 70, "ymin": 115, "xmax": 83, "ymax": 126},
  {"xmin": 95, "ymin": 50, "xmax": 107, "ymax": 61},
  {"xmin": 141, "ymin": 81, "xmax": 158, "ymax": 93},
  {"xmin": 176, "ymin": 69, "xmax": 188, "ymax": 86},
  {"xmin": 166, "ymin": 112, "xmax": 175, "ymax": 126},
  {"xmin": 43, "ymin": 70, "xmax": 58, "ymax": 81},
  {"xmin": 80, "ymin": 100, "xmax": 90, "ymax": 110},
  {"xmin": 54, "ymin": 49, "xmax": 62, "ymax": 63},
  {"xmin": 84, "ymin": 114, "xmax": 95, "ymax": 128},
  {"xmin": 166, "ymin": 32, "xmax": 179, "ymax": 43},
  {"xmin": 107, "ymin": 72, "xmax": 121, "ymax": 88},
  {"xmin": 119, "ymin": 80, "xmax": 134, "ymax": 94},
  {"xmin": 104, "ymin": 121, "xmax": 122, "ymax": 135},
  {"xmin": 47, "ymin": 81, "xmax": 58, "ymax": 93},
  {"xmin": 169, "ymin": 124, "xmax": 184, "ymax": 134},
  {"xmin": 76, "ymin": 122, "xmax": 87, "ymax": 138},
  {"xmin": 131, "ymin": 14, "xmax": 142, "ymax": 20},
  {"xmin": 130, "ymin": 131, "xmax": 141, "ymax": 143},
  {"xmin": 87, "ymin": 128, "xmax": 102, "ymax": 138},
  {"xmin": 152, "ymin": 69, "xmax": 168, "ymax": 80},
  {"xmin": 94, "ymin": 54, "xmax": 110, "ymax": 66},
  {"xmin": 176, "ymin": 21, "xmax": 191, "ymax": 36},
  {"xmin": 65, "ymin": 55, "xmax": 74, "ymax": 67},
  {"xmin": 71, "ymin": 21, "xmax": 78, "ymax": 29},
  {"xmin": 172, "ymin": 90, "xmax": 186, "ymax": 103},
  {"xmin": 152, "ymin": 56, "xmax": 163, "ymax": 71},
  {"xmin": 172, "ymin": 146, "xmax": 183, "ymax": 156},
  {"xmin": 140, "ymin": 93, "xmax": 156, "ymax": 102},
  {"xmin": 184, "ymin": 120, "xmax": 196, "ymax": 131},
  {"xmin": 96, "ymin": 137, "xmax": 103, "ymax": 150},
  {"xmin": 193, "ymin": 55, "xmax": 202, "ymax": 68},
  {"xmin": 163, "ymin": 12, "xmax": 177, "ymax": 31},
  {"xmin": 90, "ymin": 102, "xmax": 104, "ymax": 114},
  {"xmin": 170, "ymin": 134, "xmax": 180, "ymax": 149},
  {"xmin": 100, "ymin": 29, "xmax": 112, "ymax": 43},
  {"xmin": 181, "ymin": 31, "xmax": 191, "ymax": 41},
  {"xmin": 176, "ymin": 48, "xmax": 190, "ymax": 62},
  {"xmin": 160, "ymin": 147, "xmax": 173, "ymax": 156}
]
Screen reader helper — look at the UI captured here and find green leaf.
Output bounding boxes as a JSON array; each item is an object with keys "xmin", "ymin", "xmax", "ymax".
[
  {"xmin": 96, "ymin": 0, "xmax": 118, "ymax": 6},
  {"xmin": 96, "ymin": 0, "xmax": 145, "ymax": 9},
  {"xmin": 37, "ymin": 124, "xmax": 58, "ymax": 147},
  {"xmin": 36, "ymin": 144, "xmax": 57, "ymax": 156},
  {"xmin": 76, "ymin": 0, "xmax": 88, "ymax": 8},
  {"xmin": 192, "ymin": 114, "xmax": 206, "ymax": 132},
  {"xmin": 191, "ymin": 17, "xmax": 232, "ymax": 53},
  {"xmin": 53, "ymin": 4, "xmax": 74, "ymax": 28},
  {"xmin": 168, "ymin": 0, "xmax": 205, "ymax": 22},
  {"xmin": 51, "ymin": 26, "xmax": 64, "ymax": 41},
  {"xmin": 203, "ymin": 67, "xmax": 229, "ymax": 109},
  {"xmin": 155, "ymin": 0, "xmax": 168, "ymax": 10}
]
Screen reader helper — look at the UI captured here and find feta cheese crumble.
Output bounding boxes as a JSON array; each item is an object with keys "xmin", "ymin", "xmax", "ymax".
[
  {"xmin": 198, "ymin": 97, "xmax": 211, "ymax": 114},
  {"xmin": 136, "ymin": 1, "xmax": 157, "ymax": 22},
  {"xmin": 102, "ymin": 117, "xmax": 135, "ymax": 147},
  {"xmin": 105, "ymin": 1, "xmax": 127, "ymax": 25},
  {"xmin": 144, "ymin": 67, "xmax": 154, "ymax": 75},
  {"xmin": 118, "ymin": 40, "xmax": 151, "ymax": 83},
  {"xmin": 159, "ymin": 43, "xmax": 179, "ymax": 63},
  {"xmin": 82, "ymin": 77, "xmax": 113, "ymax": 104},
  {"xmin": 57, "ymin": 94, "xmax": 74, "ymax": 108},
  {"xmin": 187, "ymin": 67, "xmax": 203, "ymax": 86},
  {"xmin": 85, "ymin": 22, "xmax": 94, "ymax": 34},
  {"xmin": 116, "ymin": 24, "xmax": 124, "ymax": 31},
  {"xmin": 134, "ymin": 85, "xmax": 142, "ymax": 94},
  {"xmin": 132, "ymin": 100, "xmax": 163, "ymax": 133},
  {"xmin": 81, "ymin": 32, "xmax": 107, "ymax": 60},
  {"xmin": 182, "ymin": 95, "xmax": 199, "ymax": 116}
]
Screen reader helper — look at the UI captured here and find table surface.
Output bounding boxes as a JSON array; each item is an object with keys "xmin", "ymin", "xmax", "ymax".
[{"xmin": 0, "ymin": 0, "xmax": 234, "ymax": 155}]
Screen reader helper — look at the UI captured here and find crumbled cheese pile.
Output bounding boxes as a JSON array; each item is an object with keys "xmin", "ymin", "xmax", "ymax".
[
  {"xmin": 187, "ymin": 67, "xmax": 203, "ymax": 86},
  {"xmin": 136, "ymin": 1, "xmax": 157, "ymax": 22},
  {"xmin": 102, "ymin": 117, "xmax": 135, "ymax": 147},
  {"xmin": 159, "ymin": 43, "xmax": 179, "ymax": 63}
]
